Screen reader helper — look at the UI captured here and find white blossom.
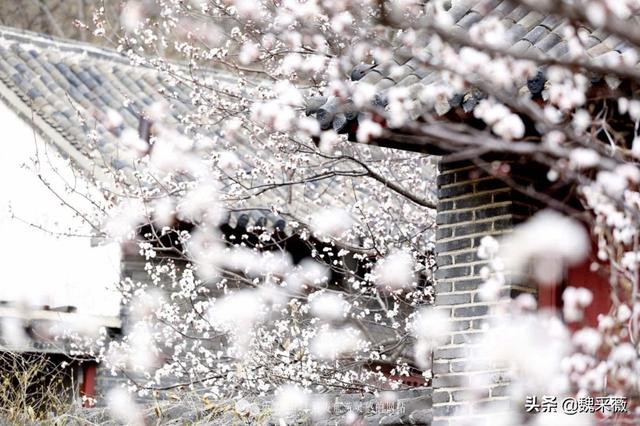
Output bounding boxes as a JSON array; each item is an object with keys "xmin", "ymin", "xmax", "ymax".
[
  {"xmin": 609, "ymin": 343, "xmax": 637, "ymax": 365},
  {"xmin": 311, "ymin": 326, "xmax": 362, "ymax": 360},
  {"xmin": 208, "ymin": 290, "xmax": 266, "ymax": 331},
  {"xmin": 273, "ymin": 385, "xmax": 310, "ymax": 417},
  {"xmin": 477, "ymin": 312, "xmax": 570, "ymax": 397},
  {"xmin": 500, "ymin": 210, "xmax": 590, "ymax": 284},
  {"xmin": 617, "ymin": 304, "xmax": 632, "ymax": 322},
  {"xmin": 492, "ymin": 113, "xmax": 525, "ymax": 140},
  {"xmin": 239, "ymin": 41, "xmax": 260, "ymax": 64},
  {"xmin": 477, "ymin": 236, "xmax": 499, "ymax": 260},
  {"xmin": 570, "ymin": 148, "xmax": 600, "ymax": 169},
  {"xmin": 310, "ymin": 207, "xmax": 354, "ymax": 238},
  {"xmin": 356, "ymin": 118, "xmax": 383, "ymax": 143},
  {"xmin": 573, "ymin": 328, "xmax": 602, "ymax": 355},
  {"xmin": 563, "ymin": 287, "xmax": 593, "ymax": 322},
  {"xmin": 572, "ymin": 109, "xmax": 591, "ymax": 133},
  {"xmin": 474, "ymin": 99, "xmax": 524, "ymax": 140},
  {"xmin": 597, "ymin": 171, "xmax": 628, "ymax": 198},
  {"xmin": 104, "ymin": 108, "xmax": 123, "ymax": 128},
  {"xmin": 309, "ymin": 292, "xmax": 348, "ymax": 321},
  {"xmin": 411, "ymin": 308, "xmax": 449, "ymax": 340},
  {"xmin": 107, "ymin": 388, "xmax": 143, "ymax": 425},
  {"xmin": 372, "ymin": 249, "xmax": 416, "ymax": 290},
  {"xmin": 468, "ymin": 16, "xmax": 506, "ymax": 48},
  {"xmin": 120, "ymin": 128, "xmax": 148, "ymax": 156}
]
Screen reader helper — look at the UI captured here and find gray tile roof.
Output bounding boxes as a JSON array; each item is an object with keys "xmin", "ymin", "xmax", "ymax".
[
  {"xmin": 0, "ymin": 26, "xmax": 435, "ymax": 238},
  {"xmin": 0, "ymin": 27, "xmax": 195, "ymax": 173},
  {"xmin": 306, "ymin": 0, "xmax": 640, "ymax": 135}
]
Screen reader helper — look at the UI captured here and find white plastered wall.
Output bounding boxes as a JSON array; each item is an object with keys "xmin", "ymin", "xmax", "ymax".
[{"xmin": 0, "ymin": 101, "xmax": 121, "ymax": 316}]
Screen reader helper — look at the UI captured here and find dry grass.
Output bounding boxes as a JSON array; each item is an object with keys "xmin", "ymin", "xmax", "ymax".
[{"xmin": 0, "ymin": 351, "xmax": 77, "ymax": 424}]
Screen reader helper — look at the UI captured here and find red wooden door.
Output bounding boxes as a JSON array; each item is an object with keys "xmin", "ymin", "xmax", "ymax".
[
  {"xmin": 538, "ymin": 252, "xmax": 610, "ymax": 327},
  {"xmin": 566, "ymin": 258, "xmax": 611, "ymax": 327}
]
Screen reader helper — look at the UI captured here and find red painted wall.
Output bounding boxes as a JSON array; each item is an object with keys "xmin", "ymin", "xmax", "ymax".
[{"xmin": 566, "ymin": 258, "xmax": 611, "ymax": 328}]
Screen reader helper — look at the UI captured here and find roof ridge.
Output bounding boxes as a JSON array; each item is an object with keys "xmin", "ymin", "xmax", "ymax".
[
  {"xmin": 0, "ymin": 25, "xmax": 132, "ymax": 65},
  {"xmin": 0, "ymin": 25, "xmax": 245, "ymax": 80}
]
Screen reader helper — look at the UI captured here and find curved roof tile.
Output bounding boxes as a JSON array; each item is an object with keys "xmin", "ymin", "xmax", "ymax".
[{"xmin": 307, "ymin": 1, "xmax": 640, "ymax": 138}]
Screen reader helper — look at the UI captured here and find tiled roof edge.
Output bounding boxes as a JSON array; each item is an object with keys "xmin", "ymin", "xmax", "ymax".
[
  {"xmin": 0, "ymin": 25, "xmax": 133, "ymax": 65},
  {"xmin": 0, "ymin": 25, "xmax": 239, "ymax": 79},
  {"xmin": 0, "ymin": 66, "xmax": 110, "ymax": 182}
]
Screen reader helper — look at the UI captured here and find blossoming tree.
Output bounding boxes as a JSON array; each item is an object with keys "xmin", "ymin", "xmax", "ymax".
[{"xmin": 58, "ymin": 0, "xmax": 640, "ymax": 423}]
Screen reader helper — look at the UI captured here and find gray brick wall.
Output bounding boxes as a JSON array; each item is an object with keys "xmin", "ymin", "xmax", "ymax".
[{"xmin": 431, "ymin": 157, "xmax": 542, "ymax": 425}]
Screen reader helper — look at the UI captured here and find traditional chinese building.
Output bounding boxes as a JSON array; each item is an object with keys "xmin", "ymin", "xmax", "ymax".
[{"xmin": 0, "ymin": 24, "xmax": 434, "ymax": 416}]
